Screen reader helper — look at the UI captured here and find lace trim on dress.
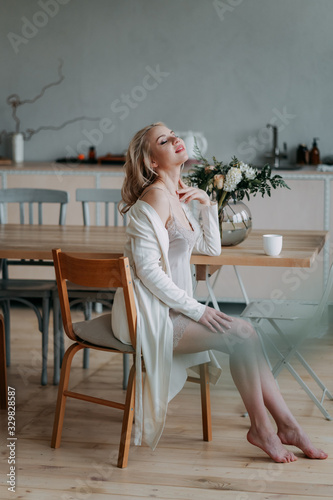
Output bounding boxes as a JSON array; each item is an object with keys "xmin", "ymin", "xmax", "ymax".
[
  {"xmin": 169, "ymin": 310, "xmax": 190, "ymax": 348},
  {"xmin": 166, "ymin": 213, "xmax": 197, "ymax": 250}
]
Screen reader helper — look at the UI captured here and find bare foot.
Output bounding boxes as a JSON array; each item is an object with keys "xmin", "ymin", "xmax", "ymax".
[
  {"xmin": 278, "ymin": 425, "xmax": 328, "ymax": 460},
  {"xmin": 247, "ymin": 427, "xmax": 297, "ymax": 463}
]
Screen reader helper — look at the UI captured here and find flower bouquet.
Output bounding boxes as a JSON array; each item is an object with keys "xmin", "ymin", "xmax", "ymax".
[{"xmin": 186, "ymin": 145, "xmax": 290, "ymax": 245}]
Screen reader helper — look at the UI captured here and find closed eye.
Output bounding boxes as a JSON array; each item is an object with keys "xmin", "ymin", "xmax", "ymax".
[{"xmin": 160, "ymin": 134, "xmax": 177, "ymax": 145}]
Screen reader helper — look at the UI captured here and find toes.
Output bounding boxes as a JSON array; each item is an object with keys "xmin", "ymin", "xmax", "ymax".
[
  {"xmin": 286, "ymin": 452, "xmax": 297, "ymax": 463},
  {"xmin": 315, "ymin": 448, "xmax": 328, "ymax": 459},
  {"xmin": 282, "ymin": 451, "xmax": 297, "ymax": 463},
  {"xmin": 277, "ymin": 451, "xmax": 297, "ymax": 463},
  {"xmin": 306, "ymin": 448, "xmax": 328, "ymax": 460}
]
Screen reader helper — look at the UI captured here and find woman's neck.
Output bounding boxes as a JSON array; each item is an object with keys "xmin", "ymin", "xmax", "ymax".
[{"xmin": 158, "ymin": 175, "xmax": 179, "ymax": 197}]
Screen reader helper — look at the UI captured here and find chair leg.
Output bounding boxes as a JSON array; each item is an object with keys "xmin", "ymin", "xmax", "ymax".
[
  {"xmin": 0, "ymin": 317, "xmax": 8, "ymax": 410},
  {"xmin": 82, "ymin": 303, "xmax": 92, "ymax": 369},
  {"xmin": 60, "ymin": 324, "xmax": 65, "ymax": 362},
  {"xmin": 260, "ymin": 321, "xmax": 332, "ymax": 420},
  {"xmin": 122, "ymin": 353, "xmax": 130, "ymax": 390},
  {"xmin": 294, "ymin": 350, "xmax": 333, "ymax": 400},
  {"xmin": 41, "ymin": 297, "xmax": 50, "ymax": 386},
  {"xmin": 83, "ymin": 348, "xmax": 90, "ymax": 369},
  {"xmin": 52, "ymin": 293, "xmax": 61, "ymax": 385},
  {"xmin": 2, "ymin": 300, "xmax": 11, "ymax": 367},
  {"xmin": 200, "ymin": 363, "xmax": 212, "ymax": 442},
  {"xmin": 117, "ymin": 364, "xmax": 136, "ymax": 468},
  {"xmin": 51, "ymin": 343, "xmax": 84, "ymax": 448},
  {"xmin": 283, "ymin": 360, "xmax": 333, "ymax": 421}
]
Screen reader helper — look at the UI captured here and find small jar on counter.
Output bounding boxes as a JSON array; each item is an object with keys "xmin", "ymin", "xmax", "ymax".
[{"xmin": 296, "ymin": 144, "xmax": 309, "ymax": 165}]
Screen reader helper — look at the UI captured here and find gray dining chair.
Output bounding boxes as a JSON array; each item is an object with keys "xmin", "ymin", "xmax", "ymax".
[
  {"xmin": 53, "ymin": 188, "xmax": 129, "ymax": 388},
  {"xmin": 0, "ymin": 188, "xmax": 69, "ymax": 385}
]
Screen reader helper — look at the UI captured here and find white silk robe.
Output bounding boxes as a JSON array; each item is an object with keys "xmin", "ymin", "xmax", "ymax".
[{"xmin": 112, "ymin": 199, "xmax": 222, "ymax": 450}]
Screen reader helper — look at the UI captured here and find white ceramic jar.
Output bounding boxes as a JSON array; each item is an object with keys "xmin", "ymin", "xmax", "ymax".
[{"xmin": 12, "ymin": 133, "xmax": 24, "ymax": 164}]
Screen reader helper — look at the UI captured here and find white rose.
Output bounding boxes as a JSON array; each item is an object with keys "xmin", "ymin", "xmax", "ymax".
[{"xmin": 213, "ymin": 174, "xmax": 224, "ymax": 190}]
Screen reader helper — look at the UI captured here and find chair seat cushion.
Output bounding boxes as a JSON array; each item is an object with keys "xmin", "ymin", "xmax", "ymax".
[
  {"xmin": 0, "ymin": 279, "xmax": 55, "ymax": 297},
  {"xmin": 73, "ymin": 313, "xmax": 134, "ymax": 352}
]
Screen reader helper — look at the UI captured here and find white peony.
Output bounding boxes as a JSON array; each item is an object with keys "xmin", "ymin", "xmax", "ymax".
[
  {"xmin": 224, "ymin": 167, "xmax": 242, "ymax": 192},
  {"xmin": 239, "ymin": 162, "xmax": 256, "ymax": 180}
]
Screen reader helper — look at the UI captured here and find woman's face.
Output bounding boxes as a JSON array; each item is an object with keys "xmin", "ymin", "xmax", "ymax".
[{"xmin": 147, "ymin": 125, "xmax": 188, "ymax": 171}]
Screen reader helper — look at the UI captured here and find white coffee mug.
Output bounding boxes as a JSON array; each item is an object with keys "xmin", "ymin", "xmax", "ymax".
[{"xmin": 263, "ymin": 234, "xmax": 283, "ymax": 256}]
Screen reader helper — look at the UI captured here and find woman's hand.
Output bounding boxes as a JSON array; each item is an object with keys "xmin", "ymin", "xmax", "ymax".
[
  {"xmin": 199, "ymin": 306, "xmax": 233, "ymax": 333},
  {"xmin": 177, "ymin": 179, "xmax": 210, "ymax": 206}
]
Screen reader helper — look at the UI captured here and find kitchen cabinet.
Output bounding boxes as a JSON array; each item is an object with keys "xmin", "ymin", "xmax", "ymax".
[{"xmin": 1, "ymin": 163, "xmax": 332, "ymax": 302}]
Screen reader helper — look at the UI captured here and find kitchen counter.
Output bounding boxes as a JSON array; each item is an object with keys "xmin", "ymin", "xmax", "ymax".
[
  {"xmin": 0, "ymin": 162, "xmax": 332, "ymax": 301},
  {"xmin": 1, "ymin": 162, "xmax": 332, "ymax": 175},
  {"xmin": 0, "ymin": 161, "xmax": 125, "ymax": 174}
]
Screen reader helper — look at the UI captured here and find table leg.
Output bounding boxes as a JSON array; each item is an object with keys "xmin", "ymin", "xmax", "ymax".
[{"xmin": 193, "ymin": 264, "xmax": 250, "ymax": 311}]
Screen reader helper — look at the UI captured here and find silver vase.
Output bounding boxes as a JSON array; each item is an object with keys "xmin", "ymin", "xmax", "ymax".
[{"xmin": 219, "ymin": 199, "xmax": 252, "ymax": 246}]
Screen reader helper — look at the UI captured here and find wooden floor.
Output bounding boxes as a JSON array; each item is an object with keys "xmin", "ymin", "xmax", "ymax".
[{"xmin": 1, "ymin": 306, "xmax": 332, "ymax": 499}]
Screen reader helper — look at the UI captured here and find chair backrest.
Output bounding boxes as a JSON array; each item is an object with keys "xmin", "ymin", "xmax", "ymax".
[
  {"xmin": 0, "ymin": 188, "xmax": 69, "ymax": 225},
  {"xmin": 314, "ymin": 261, "xmax": 333, "ymax": 322},
  {"xmin": 76, "ymin": 188, "xmax": 126, "ymax": 227},
  {"xmin": 52, "ymin": 249, "xmax": 136, "ymax": 348}
]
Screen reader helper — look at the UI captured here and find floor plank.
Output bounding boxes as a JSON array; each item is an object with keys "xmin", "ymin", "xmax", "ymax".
[{"xmin": 0, "ymin": 306, "xmax": 332, "ymax": 499}]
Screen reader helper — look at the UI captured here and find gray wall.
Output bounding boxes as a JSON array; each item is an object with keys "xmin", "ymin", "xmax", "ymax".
[{"xmin": 1, "ymin": 0, "xmax": 332, "ymax": 164}]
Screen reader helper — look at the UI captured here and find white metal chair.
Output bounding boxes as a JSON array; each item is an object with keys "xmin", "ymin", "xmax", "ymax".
[
  {"xmin": 0, "ymin": 188, "xmax": 69, "ymax": 385},
  {"xmin": 241, "ymin": 262, "xmax": 333, "ymax": 420},
  {"xmin": 53, "ymin": 188, "xmax": 129, "ymax": 387}
]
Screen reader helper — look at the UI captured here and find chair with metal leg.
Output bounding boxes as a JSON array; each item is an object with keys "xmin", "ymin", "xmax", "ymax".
[
  {"xmin": 0, "ymin": 188, "xmax": 69, "ymax": 385},
  {"xmin": 241, "ymin": 262, "xmax": 333, "ymax": 420}
]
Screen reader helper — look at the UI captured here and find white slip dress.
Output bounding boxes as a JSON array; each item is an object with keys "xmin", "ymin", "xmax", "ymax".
[{"xmin": 139, "ymin": 187, "xmax": 201, "ymax": 347}]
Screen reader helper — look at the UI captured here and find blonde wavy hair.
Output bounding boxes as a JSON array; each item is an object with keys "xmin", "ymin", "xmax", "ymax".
[{"xmin": 120, "ymin": 122, "xmax": 165, "ymax": 214}]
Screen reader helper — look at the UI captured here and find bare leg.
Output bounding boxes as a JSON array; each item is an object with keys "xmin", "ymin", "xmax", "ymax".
[
  {"xmin": 255, "ymin": 349, "xmax": 327, "ymax": 459},
  {"xmin": 175, "ymin": 316, "xmax": 327, "ymax": 461}
]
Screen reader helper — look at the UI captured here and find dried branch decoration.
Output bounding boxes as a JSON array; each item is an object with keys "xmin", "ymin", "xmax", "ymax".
[{"xmin": 0, "ymin": 59, "xmax": 99, "ymax": 143}]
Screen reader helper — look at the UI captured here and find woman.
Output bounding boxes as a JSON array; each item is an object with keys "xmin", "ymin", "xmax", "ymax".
[{"xmin": 112, "ymin": 122, "xmax": 327, "ymax": 463}]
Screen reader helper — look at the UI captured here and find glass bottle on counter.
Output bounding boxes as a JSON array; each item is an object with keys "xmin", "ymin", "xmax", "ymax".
[
  {"xmin": 309, "ymin": 138, "xmax": 320, "ymax": 166},
  {"xmin": 88, "ymin": 146, "xmax": 97, "ymax": 163}
]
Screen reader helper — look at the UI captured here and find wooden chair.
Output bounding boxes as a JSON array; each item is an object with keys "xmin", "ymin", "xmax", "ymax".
[
  {"xmin": 0, "ymin": 314, "xmax": 7, "ymax": 409},
  {"xmin": 53, "ymin": 188, "xmax": 128, "ymax": 387},
  {"xmin": 51, "ymin": 249, "xmax": 213, "ymax": 468},
  {"xmin": 0, "ymin": 188, "xmax": 69, "ymax": 385}
]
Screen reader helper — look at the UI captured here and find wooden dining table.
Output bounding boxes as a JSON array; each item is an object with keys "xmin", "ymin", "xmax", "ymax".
[
  {"xmin": 0, "ymin": 224, "xmax": 328, "ymax": 266},
  {"xmin": 0, "ymin": 224, "xmax": 328, "ymax": 384},
  {"xmin": 0, "ymin": 223, "xmax": 328, "ymax": 304}
]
